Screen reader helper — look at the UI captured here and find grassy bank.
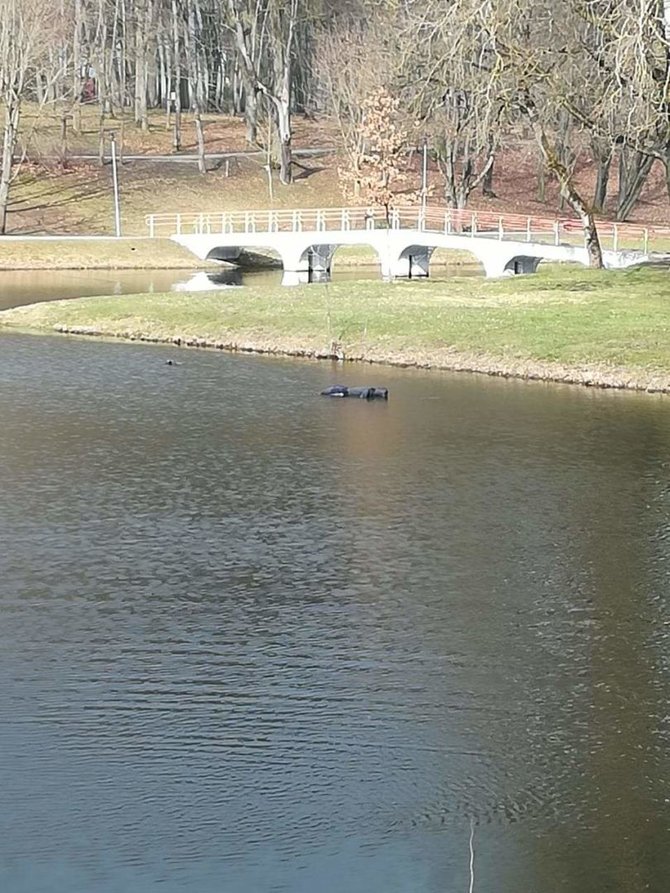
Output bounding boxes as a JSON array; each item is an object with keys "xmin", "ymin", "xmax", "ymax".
[
  {"xmin": 2, "ymin": 267, "xmax": 670, "ymax": 392},
  {"xmin": 0, "ymin": 238, "xmax": 211, "ymax": 270}
]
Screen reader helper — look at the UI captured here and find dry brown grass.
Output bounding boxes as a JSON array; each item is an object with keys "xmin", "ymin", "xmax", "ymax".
[
  {"xmin": 6, "ymin": 104, "xmax": 670, "ymax": 239},
  {"xmin": 0, "ymin": 237, "xmax": 207, "ymax": 269}
]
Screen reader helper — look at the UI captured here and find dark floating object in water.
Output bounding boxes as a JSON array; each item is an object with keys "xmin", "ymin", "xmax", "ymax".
[
  {"xmin": 321, "ymin": 385, "xmax": 388, "ymax": 400},
  {"xmin": 165, "ymin": 359, "xmax": 182, "ymax": 366}
]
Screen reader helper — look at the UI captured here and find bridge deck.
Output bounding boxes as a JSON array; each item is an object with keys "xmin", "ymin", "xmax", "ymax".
[{"xmin": 146, "ymin": 206, "xmax": 666, "ymax": 254}]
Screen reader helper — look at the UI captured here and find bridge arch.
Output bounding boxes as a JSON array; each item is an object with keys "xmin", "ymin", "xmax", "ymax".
[
  {"xmin": 503, "ymin": 255, "xmax": 543, "ymax": 276},
  {"xmin": 330, "ymin": 243, "xmax": 381, "ymax": 274},
  {"xmin": 295, "ymin": 241, "xmax": 386, "ymax": 283},
  {"xmin": 203, "ymin": 244, "xmax": 283, "ymax": 268},
  {"xmin": 425, "ymin": 246, "xmax": 486, "ymax": 276},
  {"xmin": 395, "ymin": 244, "xmax": 435, "ymax": 278}
]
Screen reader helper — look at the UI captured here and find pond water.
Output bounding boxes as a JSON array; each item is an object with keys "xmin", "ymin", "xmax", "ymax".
[
  {"xmin": 0, "ymin": 304, "xmax": 669, "ymax": 892},
  {"xmin": 0, "ymin": 258, "xmax": 481, "ymax": 311}
]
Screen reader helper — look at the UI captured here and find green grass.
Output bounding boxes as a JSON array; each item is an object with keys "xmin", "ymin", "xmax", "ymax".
[{"xmin": 2, "ymin": 266, "xmax": 670, "ymax": 390}]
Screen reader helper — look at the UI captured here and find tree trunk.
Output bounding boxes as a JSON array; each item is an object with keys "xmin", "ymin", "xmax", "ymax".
[
  {"xmin": 520, "ymin": 90, "xmax": 603, "ymax": 268},
  {"xmin": 537, "ymin": 152, "xmax": 546, "ymax": 203},
  {"xmin": 616, "ymin": 148, "xmax": 654, "ymax": 221},
  {"xmin": 171, "ymin": 0, "xmax": 182, "ymax": 150},
  {"xmin": 592, "ymin": 140, "xmax": 614, "ymax": 213},
  {"xmin": 0, "ymin": 99, "xmax": 20, "ymax": 235},
  {"xmin": 72, "ymin": 0, "xmax": 82, "ymax": 132},
  {"xmin": 134, "ymin": 1, "xmax": 150, "ymax": 130},
  {"xmin": 482, "ymin": 155, "xmax": 496, "ymax": 197},
  {"xmin": 194, "ymin": 108, "xmax": 206, "ymax": 173},
  {"xmin": 187, "ymin": 0, "xmax": 206, "ymax": 173},
  {"xmin": 274, "ymin": 97, "xmax": 292, "ymax": 185},
  {"xmin": 244, "ymin": 82, "xmax": 258, "ymax": 144}
]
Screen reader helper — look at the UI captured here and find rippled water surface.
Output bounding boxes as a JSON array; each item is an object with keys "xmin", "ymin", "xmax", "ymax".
[{"xmin": 0, "ymin": 333, "xmax": 669, "ymax": 893}]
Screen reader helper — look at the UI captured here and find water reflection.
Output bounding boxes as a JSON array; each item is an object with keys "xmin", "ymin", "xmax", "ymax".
[
  {"xmin": 172, "ymin": 270, "xmax": 243, "ymax": 291},
  {"xmin": 0, "ymin": 261, "xmax": 482, "ymax": 310},
  {"xmin": 0, "ymin": 336, "xmax": 668, "ymax": 893}
]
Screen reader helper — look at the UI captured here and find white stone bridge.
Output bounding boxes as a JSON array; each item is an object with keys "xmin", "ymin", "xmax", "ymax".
[{"xmin": 145, "ymin": 207, "xmax": 658, "ymax": 284}]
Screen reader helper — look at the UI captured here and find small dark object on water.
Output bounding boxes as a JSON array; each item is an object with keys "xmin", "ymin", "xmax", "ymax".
[
  {"xmin": 321, "ymin": 385, "xmax": 388, "ymax": 400},
  {"xmin": 165, "ymin": 359, "xmax": 182, "ymax": 366}
]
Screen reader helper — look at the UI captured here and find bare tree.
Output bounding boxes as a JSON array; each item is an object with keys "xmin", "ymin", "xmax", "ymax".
[
  {"xmin": 470, "ymin": 0, "xmax": 604, "ymax": 266},
  {"xmin": 0, "ymin": 0, "xmax": 63, "ymax": 233},
  {"xmin": 317, "ymin": 18, "xmax": 391, "ymax": 197},
  {"xmin": 404, "ymin": 2, "xmax": 508, "ymax": 210},
  {"xmin": 226, "ymin": 0, "xmax": 302, "ymax": 184}
]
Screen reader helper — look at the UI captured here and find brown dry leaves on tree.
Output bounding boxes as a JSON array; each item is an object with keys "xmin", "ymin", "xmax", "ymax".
[{"xmin": 339, "ymin": 87, "xmax": 417, "ymax": 219}]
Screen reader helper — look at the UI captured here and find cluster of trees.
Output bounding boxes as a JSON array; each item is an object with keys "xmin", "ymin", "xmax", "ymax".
[{"xmin": 1, "ymin": 0, "xmax": 670, "ymax": 258}]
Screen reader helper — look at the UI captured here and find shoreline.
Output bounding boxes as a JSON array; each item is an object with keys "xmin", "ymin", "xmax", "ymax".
[
  {"xmin": 0, "ymin": 240, "xmax": 473, "ymax": 272},
  {"xmin": 2, "ymin": 270, "xmax": 669, "ymax": 396},
  {"xmin": 12, "ymin": 321, "xmax": 670, "ymax": 395}
]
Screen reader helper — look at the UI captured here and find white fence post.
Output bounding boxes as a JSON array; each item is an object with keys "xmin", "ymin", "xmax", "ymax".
[
  {"xmin": 148, "ymin": 215, "xmax": 155, "ymax": 238},
  {"xmin": 498, "ymin": 217, "xmax": 504, "ymax": 240},
  {"xmin": 553, "ymin": 221, "xmax": 560, "ymax": 245},
  {"xmin": 612, "ymin": 224, "xmax": 619, "ymax": 252},
  {"xmin": 176, "ymin": 213, "xmax": 182, "ymax": 235},
  {"xmin": 644, "ymin": 228, "xmax": 650, "ymax": 253},
  {"xmin": 526, "ymin": 217, "xmax": 532, "ymax": 242},
  {"xmin": 471, "ymin": 213, "xmax": 477, "ymax": 236}
]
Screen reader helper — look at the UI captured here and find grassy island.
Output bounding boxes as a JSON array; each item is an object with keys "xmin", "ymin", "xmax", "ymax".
[{"xmin": 2, "ymin": 266, "xmax": 670, "ymax": 393}]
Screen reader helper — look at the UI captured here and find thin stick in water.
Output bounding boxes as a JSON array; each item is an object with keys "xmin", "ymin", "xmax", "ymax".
[{"xmin": 468, "ymin": 818, "xmax": 475, "ymax": 893}]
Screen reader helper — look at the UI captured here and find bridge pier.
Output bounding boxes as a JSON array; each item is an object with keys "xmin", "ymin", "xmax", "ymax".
[
  {"xmin": 280, "ymin": 243, "xmax": 336, "ymax": 285},
  {"xmin": 391, "ymin": 246, "xmax": 433, "ymax": 279},
  {"xmin": 306, "ymin": 245, "xmax": 336, "ymax": 282}
]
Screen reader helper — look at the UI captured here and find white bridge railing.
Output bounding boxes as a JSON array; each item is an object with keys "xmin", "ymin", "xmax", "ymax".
[{"xmin": 146, "ymin": 206, "xmax": 665, "ymax": 253}]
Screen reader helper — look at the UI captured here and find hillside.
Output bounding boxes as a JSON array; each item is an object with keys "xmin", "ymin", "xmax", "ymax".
[{"xmin": 6, "ymin": 108, "xmax": 670, "ymax": 237}]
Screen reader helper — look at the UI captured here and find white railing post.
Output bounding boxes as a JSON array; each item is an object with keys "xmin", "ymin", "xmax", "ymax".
[
  {"xmin": 526, "ymin": 217, "xmax": 532, "ymax": 242},
  {"xmin": 297, "ymin": 211, "xmax": 302, "ymax": 232},
  {"xmin": 471, "ymin": 213, "xmax": 477, "ymax": 236},
  {"xmin": 244, "ymin": 212, "xmax": 250, "ymax": 234},
  {"xmin": 612, "ymin": 224, "xmax": 619, "ymax": 252},
  {"xmin": 498, "ymin": 217, "xmax": 504, "ymax": 240},
  {"xmin": 644, "ymin": 228, "xmax": 649, "ymax": 253},
  {"xmin": 176, "ymin": 213, "xmax": 182, "ymax": 235},
  {"xmin": 554, "ymin": 220, "xmax": 560, "ymax": 245},
  {"xmin": 148, "ymin": 215, "xmax": 155, "ymax": 238}
]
